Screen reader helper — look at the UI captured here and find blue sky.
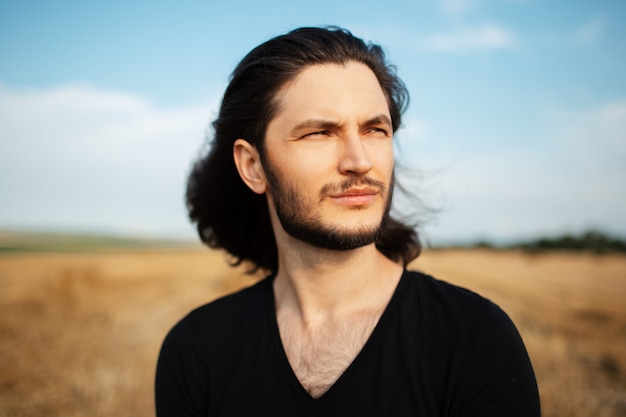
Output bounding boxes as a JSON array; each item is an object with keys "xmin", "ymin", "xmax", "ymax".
[{"xmin": 1, "ymin": 0, "xmax": 625, "ymax": 245}]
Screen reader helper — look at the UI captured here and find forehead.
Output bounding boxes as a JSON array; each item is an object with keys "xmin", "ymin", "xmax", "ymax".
[{"xmin": 270, "ymin": 62, "xmax": 390, "ymax": 127}]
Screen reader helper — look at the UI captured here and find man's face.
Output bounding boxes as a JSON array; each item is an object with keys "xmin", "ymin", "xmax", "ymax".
[{"xmin": 262, "ymin": 62, "xmax": 395, "ymax": 251}]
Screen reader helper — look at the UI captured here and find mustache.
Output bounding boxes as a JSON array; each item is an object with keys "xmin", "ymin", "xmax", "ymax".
[{"xmin": 319, "ymin": 176, "xmax": 387, "ymax": 201}]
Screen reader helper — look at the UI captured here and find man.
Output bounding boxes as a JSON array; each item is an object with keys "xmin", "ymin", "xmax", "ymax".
[{"xmin": 155, "ymin": 26, "xmax": 540, "ymax": 416}]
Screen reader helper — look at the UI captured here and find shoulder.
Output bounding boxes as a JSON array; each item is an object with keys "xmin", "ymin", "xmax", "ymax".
[
  {"xmin": 398, "ymin": 270, "xmax": 540, "ymax": 414},
  {"xmin": 155, "ymin": 277, "xmax": 272, "ymax": 415},
  {"xmin": 402, "ymin": 269, "xmax": 503, "ymax": 323},
  {"xmin": 397, "ymin": 269, "xmax": 524, "ymax": 351},
  {"xmin": 161, "ymin": 277, "xmax": 271, "ymax": 351}
]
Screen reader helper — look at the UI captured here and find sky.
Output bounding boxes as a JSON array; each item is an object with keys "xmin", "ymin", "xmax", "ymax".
[{"xmin": 1, "ymin": 0, "xmax": 625, "ymax": 246}]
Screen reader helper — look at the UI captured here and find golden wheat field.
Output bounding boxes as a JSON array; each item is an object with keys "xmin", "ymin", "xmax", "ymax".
[{"xmin": 0, "ymin": 247, "xmax": 625, "ymax": 417}]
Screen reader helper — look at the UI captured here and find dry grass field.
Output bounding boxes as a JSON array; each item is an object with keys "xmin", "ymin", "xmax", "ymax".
[{"xmin": 0, "ymin": 246, "xmax": 625, "ymax": 416}]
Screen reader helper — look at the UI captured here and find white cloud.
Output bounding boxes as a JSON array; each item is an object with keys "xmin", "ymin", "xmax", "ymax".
[
  {"xmin": 0, "ymin": 83, "xmax": 220, "ymax": 237},
  {"xmin": 549, "ymin": 98, "xmax": 626, "ymax": 168},
  {"xmin": 574, "ymin": 17, "xmax": 606, "ymax": 46},
  {"xmin": 411, "ymin": 99, "xmax": 626, "ymax": 244},
  {"xmin": 440, "ymin": 0, "xmax": 479, "ymax": 16},
  {"xmin": 418, "ymin": 24, "xmax": 516, "ymax": 53},
  {"xmin": 438, "ymin": 0, "xmax": 528, "ymax": 18}
]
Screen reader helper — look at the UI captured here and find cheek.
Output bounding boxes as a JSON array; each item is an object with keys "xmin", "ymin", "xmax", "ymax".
[
  {"xmin": 366, "ymin": 141, "xmax": 395, "ymax": 172},
  {"xmin": 269, "ymin": 156, "xmax": 327, "ymax": 199},
  {"xmin": 277, "ymin": 147, "xmax": 337, "ymax": 181}
]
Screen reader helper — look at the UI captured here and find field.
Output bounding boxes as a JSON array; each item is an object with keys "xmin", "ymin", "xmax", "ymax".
[{"xmin": 0, "ymin": 245, "xmax": 625, "ymax": 416}]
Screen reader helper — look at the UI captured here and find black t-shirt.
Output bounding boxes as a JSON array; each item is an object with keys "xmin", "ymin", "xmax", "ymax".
[{"xmin": 155, "ymin": 270, "xmax": 540, "ymax": 416}]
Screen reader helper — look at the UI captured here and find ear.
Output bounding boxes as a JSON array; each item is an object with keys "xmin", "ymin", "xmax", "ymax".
[{"xmin": 233, "ymin": 139, "xmax": 267, "ymax": 194}]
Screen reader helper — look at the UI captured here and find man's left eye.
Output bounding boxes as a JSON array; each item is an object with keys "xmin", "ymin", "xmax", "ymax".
[{"xmin": 368, "ymin": 128, "xmax": 388, "ymax": 135}]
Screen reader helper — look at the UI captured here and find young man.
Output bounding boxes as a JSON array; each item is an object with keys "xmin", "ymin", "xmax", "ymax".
[{"xmin": 155, "ymin": 26, "xmax": 540, "ymax": 416}]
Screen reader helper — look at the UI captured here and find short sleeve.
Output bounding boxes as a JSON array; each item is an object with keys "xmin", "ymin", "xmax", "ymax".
[
  {"xmin": 155, "ymin": 318, "xmax": 210, "ymax": 417},
  {"xmin": 455, "ymin": 303, "xmax": 541, "ymax": 416}
]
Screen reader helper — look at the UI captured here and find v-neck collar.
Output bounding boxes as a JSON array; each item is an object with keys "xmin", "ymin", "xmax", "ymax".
[{"xmin": 264, "ymin": 269, "xmax": 410, "ymax": 410}]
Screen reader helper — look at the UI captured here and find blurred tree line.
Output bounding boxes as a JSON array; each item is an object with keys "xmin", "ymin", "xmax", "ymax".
[
  {"xmin": 468, "ymin": 230, "xmax": 626, "ymax": 254},
  {"xmin": 515, "ymin": 230, "xmax": 626, "ymax": 254}
]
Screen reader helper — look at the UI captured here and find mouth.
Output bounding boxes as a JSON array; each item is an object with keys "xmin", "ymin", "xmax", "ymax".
[{"xmin": 329, "ymin": 187, "xmax": 379, "ymax": 206}]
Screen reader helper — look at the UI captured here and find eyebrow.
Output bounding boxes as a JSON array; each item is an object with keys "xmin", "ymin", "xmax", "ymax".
[
  {"xmin": 290, "ymin": 114, "xmax": 392, "ymax": 136},
  {"xmin": 364, "ymin": 114, "xmax": 393, "ymax": 129},
  {"xmin": 290, "ymin": 119, "xmax": 339, "ymax": 136}
]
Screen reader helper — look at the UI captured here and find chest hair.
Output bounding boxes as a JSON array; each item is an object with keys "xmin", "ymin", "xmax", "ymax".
[{"xmin": 277, "ymin": 309, "xmax": 383, "ymax": 399}]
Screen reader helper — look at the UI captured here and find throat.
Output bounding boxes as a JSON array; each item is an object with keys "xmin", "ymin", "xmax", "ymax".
[
  {"xmin": 272, "ymin": 254, "xmax": 404, "ymax": 398},
  {"xmin": 277, "ymin": 308, "xmax": 384, "ymax": 399}
]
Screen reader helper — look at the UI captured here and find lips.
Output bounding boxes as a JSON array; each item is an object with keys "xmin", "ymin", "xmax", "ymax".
[
  {"xmin": 329, "ymin": 187, "xmax": 378, "ymax": 206},
  {"xmin": 332, "ymin": 187, "xmax": 378, "ymax": 198}
]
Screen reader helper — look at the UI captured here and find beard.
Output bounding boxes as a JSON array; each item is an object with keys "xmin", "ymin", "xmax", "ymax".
[{"xmin": 262, "ymin": 158, "xmax": 393, "ymax": 251}]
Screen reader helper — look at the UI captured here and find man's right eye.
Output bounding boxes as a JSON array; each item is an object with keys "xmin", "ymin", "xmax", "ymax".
[{"xmin": 303, "ymin": 130, "xmax": 330, "ymax": 138}]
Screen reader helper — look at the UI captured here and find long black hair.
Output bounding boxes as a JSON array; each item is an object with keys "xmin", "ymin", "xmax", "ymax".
[{"xmin": 186, "ymin": 26, "xmax": 421, "ymax": 274}]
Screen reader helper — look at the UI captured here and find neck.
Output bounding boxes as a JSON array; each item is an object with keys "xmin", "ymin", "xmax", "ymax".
[{"xmin": 272, "ymin": 236, "xmax": 403, "ymax": 324}]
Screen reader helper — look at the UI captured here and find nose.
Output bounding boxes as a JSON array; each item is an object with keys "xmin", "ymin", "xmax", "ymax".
[{"xmin": 338, "ymin": 133, "xmax": 373, "ymax": 175}]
